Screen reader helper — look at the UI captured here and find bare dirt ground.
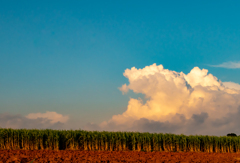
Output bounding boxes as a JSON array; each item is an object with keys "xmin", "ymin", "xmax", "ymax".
[{"xmin": 1, "ymin": 150, "xmax": 240, "ymax": 163}]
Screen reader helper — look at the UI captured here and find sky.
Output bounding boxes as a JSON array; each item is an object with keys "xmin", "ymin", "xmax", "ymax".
[{"xmin": 1, "ymin": 1, "xmax": 240, "ymax": 136}]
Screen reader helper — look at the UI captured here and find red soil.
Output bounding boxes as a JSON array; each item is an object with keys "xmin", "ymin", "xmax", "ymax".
[{"xmin": 1, "ymin": 150, "xmax": 240, "ymax": 163}]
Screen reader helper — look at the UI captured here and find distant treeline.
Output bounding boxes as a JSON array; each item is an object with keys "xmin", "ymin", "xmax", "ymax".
[{"xmin": 0, "ymin": 128, "xmax": 240, "ymax": 152}]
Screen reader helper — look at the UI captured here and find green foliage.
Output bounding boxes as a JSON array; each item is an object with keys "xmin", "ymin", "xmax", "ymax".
[{"xmin": 0, "ymin": 128, "xmax": 239, "ymax": 152}]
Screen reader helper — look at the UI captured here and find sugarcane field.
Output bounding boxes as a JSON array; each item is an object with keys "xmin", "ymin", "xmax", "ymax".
[{"xmin": 1, "ymin": 129, "xmax": 240, "ymax": 162}]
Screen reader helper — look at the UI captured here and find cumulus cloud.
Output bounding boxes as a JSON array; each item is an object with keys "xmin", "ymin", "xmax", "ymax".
[
  {"xmin": 85, "ymin": 63, "xmax": 240, "ymax": 136},
  {"xmin": 118, "ymin": 84, "xmax": 129, "ymax": 94},
  {"xmin": 223, "ymin": 82, "xmax": 240, "ymax": 90},
  {"xmin": 0, "ymin": 111, "xmax": 69, "ymax": 129},
  {"xmin": 210, "ymin": 61, "xmax": 240, "ymax": 69}
]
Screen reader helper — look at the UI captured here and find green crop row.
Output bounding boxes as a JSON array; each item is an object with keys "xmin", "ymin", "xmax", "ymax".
[{"xmin": 0, "ymin": 128, "xmax": 240, "ymax": 152}]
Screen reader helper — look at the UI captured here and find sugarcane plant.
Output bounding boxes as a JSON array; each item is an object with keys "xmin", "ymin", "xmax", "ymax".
[{"xmin": 0, "ymin": 128, "xmax": 240, "ymax": 153}]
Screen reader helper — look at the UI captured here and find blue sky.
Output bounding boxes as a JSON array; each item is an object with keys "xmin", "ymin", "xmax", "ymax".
[{"xmin": 1, "ymin": 1, "xmax": 240, "ymax": 131}]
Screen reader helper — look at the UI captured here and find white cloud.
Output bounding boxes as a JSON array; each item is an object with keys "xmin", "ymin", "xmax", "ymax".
[
  {"xmin": 210, "ymin": 61, "xmax": 240, "ymax": 69},
  {"xmin": 26, "ymin": 111, "xmax": 69, "ymax": 124},
  {"xmin": 85, "ymin": 63, "xmax": 240, "ymax": 135},
  {"xmin": 118, "ymin": 83, "xmax": 129, "ymax": 94},
  {"xmin": 223, "ymin": 82, "xmax": 240, "ymax": 90},
  {"xmin": 0, "ymin": 112, "xmax": 67, "ymax": 129}
]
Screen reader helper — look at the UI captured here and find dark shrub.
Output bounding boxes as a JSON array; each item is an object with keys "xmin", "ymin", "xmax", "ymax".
[{"xmin": 227, "ymin": 133, "xmax": 237, "ymax": 137}]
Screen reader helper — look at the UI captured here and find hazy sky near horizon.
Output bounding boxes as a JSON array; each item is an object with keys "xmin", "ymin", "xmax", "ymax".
[{"xmin": 1, "ymin": 1, "xmax": 240, "ymax": 135}]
